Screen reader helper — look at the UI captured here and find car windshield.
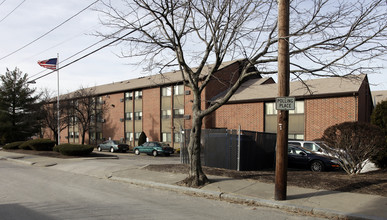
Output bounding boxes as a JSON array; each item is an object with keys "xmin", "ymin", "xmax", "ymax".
[{"xmin": 112, "ymin": 140, "xmax": 120, "ymax": 144}]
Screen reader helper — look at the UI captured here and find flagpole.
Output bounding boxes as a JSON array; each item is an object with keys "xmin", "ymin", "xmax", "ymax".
[{"xmin": 57, "ymin": 53, "xmax": 60, "ymax": 145}]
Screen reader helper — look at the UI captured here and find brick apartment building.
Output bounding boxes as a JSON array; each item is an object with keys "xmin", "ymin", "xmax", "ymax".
[{"xmin": 43, "ymin": 60, "xmax": 373, "ymax": 148}]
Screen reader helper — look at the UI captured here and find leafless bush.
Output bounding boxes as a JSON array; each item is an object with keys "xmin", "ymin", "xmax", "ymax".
[{"xmin": 322, "ymin": 122, "xmax": 385, "ymax": 174}]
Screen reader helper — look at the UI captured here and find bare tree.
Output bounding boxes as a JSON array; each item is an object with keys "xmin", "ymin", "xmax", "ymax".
[
  {"xmin": 40, "ymin": 89, "xmax": 70, "ymax": 145},
  {"xmin": 69, "ymin": 87, "xmax": 108, "ymax": 145},
  {"xmin": 96, "ymin": 0, "xmax": 387, "ymax": 186},
  {"xmin": 322, "ymin": 122, "xmax": 385, "ymax": 175}
]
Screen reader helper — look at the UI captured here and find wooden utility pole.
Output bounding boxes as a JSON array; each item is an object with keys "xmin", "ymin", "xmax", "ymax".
[{"xmin": 275, "ymin": 0, "xmax": 290, "ymax": 201}]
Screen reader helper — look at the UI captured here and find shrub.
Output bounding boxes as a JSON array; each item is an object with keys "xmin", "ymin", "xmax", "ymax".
[
  {"xmin": 29, "ymin": 139, "xmax": 56, "ymax": 151},
  {"xmin": 18, "ymin": 139, "xmax": 56, "ymax": 151},
  {"xmin": 322, "ymin": 122, "xmax": 385, "ymax": 174},
  {"xmin": 371, "ymin": 100, "xmax": 387, "ymax": 168},
  {"xmin": 138, "ymin": 131, "xmax": 147, "ymax": 146},
  {"xmin": 371, "ymin": 147, "xmax": 387, "ymax": 169},
  {"xmin": 56, "ymin": 144, "xmax": 94, "ymax": 156},
  {"xmin": 53, "ymin": 145, "xmax": 59, "ymax": 152},
  {"xmin": 3, "ymin": 141, "xmax": 24, "ymax": 150},
  {"xmin": 19, "ymin": 140, "xmax": 33, "ymax": 150}
]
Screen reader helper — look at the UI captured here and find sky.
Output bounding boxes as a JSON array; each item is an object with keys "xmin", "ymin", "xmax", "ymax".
[{"xmin": 0, "ymin": 0, "xmax": 386, "ymax": 96}]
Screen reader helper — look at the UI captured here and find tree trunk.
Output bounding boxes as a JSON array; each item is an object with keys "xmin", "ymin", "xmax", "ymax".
[
  {"xmin": 81, "ymin": 131, "xmax": 86, "ymax": 145},
  {"xmin": 54, "ymin": 131, "xmax": 59, "ymax": 145},
  {"xmin": 183, "ymin": 115, "xmax": 209, "ymax": 187}
]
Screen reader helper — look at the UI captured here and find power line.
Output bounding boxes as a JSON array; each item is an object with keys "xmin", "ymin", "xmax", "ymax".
[
  {"xmin": 0, "ymin": 0, "xmax": 26, "ymax": 23},
  {"xmin": 0, "ymin": 0, "xmax": 7, "ymax": 7},
  {"xmin": 28, "ymin": 29, "xmax": 136, "ymax": 82},
  {"xmin": 0, "ymin": 0, "xmax": 99, "ymax": 61},
  {"xmin": 28, "ymin": 19, "xmax": 155, "ymax": 83},
  {"xmin": 28, "ymin": 28, "xmax": 124, "ymax": 79}
]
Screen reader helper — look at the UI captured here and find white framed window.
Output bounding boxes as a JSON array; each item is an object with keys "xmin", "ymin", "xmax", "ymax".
[
  {"xmin": 173, "ymin": 109, "xmax": 184, "ymax": 118},
  {"xmin": 162, "ymin": 87, "xmax": 172, "ymax": 96},
  {"xmin": 161, "ymin": 109, "xmax": 172, "ymax": 119},
  {"xmin": 288, "ymin": 134, "xmax": 304, "ymax": 140},
  {"xmin": 289, "ymin": 101, "xmax": 304, "ymax": 114},
  {"xmin": 125, "ymin": 92, "xmax": 133, "ymax": 100},
  {"xmin": 125, "ymin": 132, "xmax": 133, "ymax": 141},
  {"xmin": 97, "ymin": 96, "xmax": 103, "ymax": 104},
  {"xmin": 162, "ymin": 132, "xmax": 172, "ymax": 142},
  {"xmin": 265, "ymin": 103, "xmax": 277, "ymax": 115},
  {"xmin": 174, "ymin": 85, "xmax": 184, "ymax": 95},
  {"xmin": 134, "ymin": 91, "xmax": 142, "ymax": 99},
  {"xmin": 134, "ymin": 112, "xmax": 142, "ymax": 120},
  {"xmin": 125, "ymin": 112, "xmax": 133, "ymax": 120}
]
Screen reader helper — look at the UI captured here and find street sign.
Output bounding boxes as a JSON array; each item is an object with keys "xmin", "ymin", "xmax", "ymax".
[{"xmin": 275, "ymin": 97, "xmax": 295, "ymax": 110}]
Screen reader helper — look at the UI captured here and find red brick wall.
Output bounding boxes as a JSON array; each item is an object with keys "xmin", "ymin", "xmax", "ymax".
[
  {"xmin": 60, "ymin": 127, "xmax": 67, "ymax": 144},
  {"xmin": 211, "ymin": 102, "xmax": 264, "ymax": 131},
  {"xmin": 103, "ymin": 93, "xmax": 125, "ymax": 141},
  {"xmin": 43, "ymin": 127, "xmax": 55, "ymax": 141},
  {"xmin": 143, "ymin": 87, "xmax": 161, "ymax": 141},
  {"xmin": 305, "ymin": 96, "xmax": 358, "ymax": 140},
  {"xmin": 204, "ymin": 62, "xmax": 242, "ymax": 128}
]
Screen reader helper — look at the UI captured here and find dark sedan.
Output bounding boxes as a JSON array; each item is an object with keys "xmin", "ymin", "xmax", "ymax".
[
  {"xmin": 134, "ymin": 142, "xmax": 174, "ymax": 157},
  {"xmin": 97, "ymin": 140, "xmax": 129, "ymax": 153},
  {"xmin": 288, "ymin": 145, "xmax": 340, "ymax": 172}
]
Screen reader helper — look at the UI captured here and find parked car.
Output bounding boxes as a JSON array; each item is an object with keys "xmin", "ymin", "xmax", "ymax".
[
  {"xmin": 97, "ymin": 140, "xmax": 129, "ymax": 153},
  {"xmin": 287, "ymin": 145, "xmax": 340, "ymax": 172},
  {"xmin": 134, "ymin": 142, "xmax": 174, "ymax": 156}
]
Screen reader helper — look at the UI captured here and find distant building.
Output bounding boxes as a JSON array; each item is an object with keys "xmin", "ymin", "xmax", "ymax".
[
  {"xmin": 212, "ymin": 74, "xmax": 373, "ymax": 140},
  {"xmin": 371, "ymin": 90, "xmax": 387, "ymax": 106},
  {"xmin": 42, "ymin": 60, "xmax": 374, "ymax": 147}
]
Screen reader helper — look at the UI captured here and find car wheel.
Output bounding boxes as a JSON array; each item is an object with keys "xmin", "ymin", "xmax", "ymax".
[
  {"xmin": 134, "ymin": 149, "xmax": 140, "ymax": 155},
  {"xmin": 310, "ymin": 160, "xmax": 324, "ymax": 172},
  {"xmin": 110, "ymin": 147, "xmax": 114, "ymax": 153},
  {"xmin": 152, "ymin": 150, "xmax": 157, "ymax": 157},
  {"xmin": 165, "ymin": 153, "xmax": 170, "ymax": 156},
  {"xmin": 97, "ymin": 147, "xmax": 102, "ymax": 152}
]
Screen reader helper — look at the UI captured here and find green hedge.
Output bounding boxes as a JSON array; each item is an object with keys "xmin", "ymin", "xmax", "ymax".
[
  {"xmin": 56, "ymin": 144, "xmax": 94, "ymax": 156},
  {"xmin": 3, "ymin": 141, "xmax": 24, "ymax": 150},
  {"xmin": 30, "ymin": 139, "xmax": 56, "ymax": 151},
  {"xmin": 19, "ymin": 140, "xmax": 32, "ymax": 150},
  {"xmin": 18, "ymin": 139, "xmax": 56, "ymax": 151}
]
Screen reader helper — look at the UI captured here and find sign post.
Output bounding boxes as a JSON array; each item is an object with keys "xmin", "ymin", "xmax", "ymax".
[{"xmin": 276, "ymin": 97, "xmax": 295, "ymax": 111}]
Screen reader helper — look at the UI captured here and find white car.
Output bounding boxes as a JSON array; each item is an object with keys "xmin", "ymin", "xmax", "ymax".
[{"xmin": 288, "ymin": 140, "xmax": 329, "ymax": 155}]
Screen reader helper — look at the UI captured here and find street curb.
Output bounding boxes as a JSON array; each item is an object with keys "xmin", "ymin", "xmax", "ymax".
[
  {"xmin": 81, "ymin": 156, "xmax": 119, "ymax": 160},
  {"xmin": 110, "ymin": 176, "xmax": 380, "ymax": 220}
]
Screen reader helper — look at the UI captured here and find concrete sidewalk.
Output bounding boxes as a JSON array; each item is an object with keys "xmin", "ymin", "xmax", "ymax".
[{"xmin": 1, "ymin": 150, "xmax": 386, "ymax": 220}]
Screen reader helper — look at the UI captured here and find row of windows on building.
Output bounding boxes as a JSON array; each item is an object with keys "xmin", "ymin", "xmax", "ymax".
[
  {"xmin": 71, "ymin": 95, "xmax": 305, "ymax": 143},
  {"xmin": 122, "ymin": 132, "xmax": 182, "ymax": 142},
  {"xmin": 123, "ymin": 109, "xmax": 185, "ymax": 121},
  {"xmin": 124, "ymin": 85, "xmax": 185, "ymax": 100}
]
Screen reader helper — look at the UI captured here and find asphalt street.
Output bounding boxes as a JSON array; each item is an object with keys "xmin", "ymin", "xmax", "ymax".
[{"xmin": 0, "ymin": 160, "xmax": 324, "ymax": 220}]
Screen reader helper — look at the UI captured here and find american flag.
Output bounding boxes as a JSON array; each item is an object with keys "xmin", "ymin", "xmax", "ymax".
[{"xmin": 37, "ymin": 58, "xmax": 57, "ymax": 70}]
